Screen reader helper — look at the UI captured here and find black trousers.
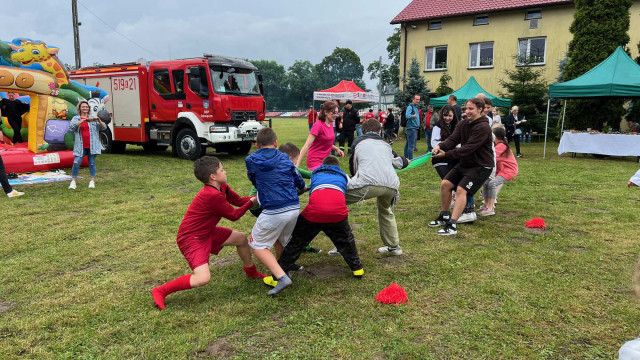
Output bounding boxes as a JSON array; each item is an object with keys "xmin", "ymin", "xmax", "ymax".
[
  {"xmin": 8, "ymin": 117, "xmax": 23, "ymax": 143},
  {"xmin": 0, "ymin": 155, "xmax": 12, "ymax": 194},
  {"xmin": 338, "ymin": 131, "xmax": 355, "ymax": 151},
  {"xmin": 279, "ymin": 215, "xmax": 362, "ymax": 272}
]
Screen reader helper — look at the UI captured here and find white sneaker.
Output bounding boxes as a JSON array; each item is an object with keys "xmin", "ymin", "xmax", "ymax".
[
  {"xmin": 327, "ymin": 247, "xmax": 340, "ymax": 256},
  {"xmin": 378, "ymin": 246, "xmax": 403, "ymax": 256},
  {"xmin": 88, "ymin": 180, "xmax": 95, "ymax": 189},
  {"xmin": 68, "ymin": 180, "xmax": 77, "ymax": 190},
  {"xmin": 6, "ymin": 190, "xmax": 24, "ymax": 198},
  {"xmin": 457, "ymin": 212, "xmax": 477, "ymax": 223}
]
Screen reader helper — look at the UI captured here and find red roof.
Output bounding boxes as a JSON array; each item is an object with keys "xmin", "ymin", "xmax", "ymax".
[
  {"xmin": 391, "ymin": 0, "xmax": 573, "ymax": 24},
  {"xmin": 316, "ymin": 80, "xmax": 367, "ymax": 93}
]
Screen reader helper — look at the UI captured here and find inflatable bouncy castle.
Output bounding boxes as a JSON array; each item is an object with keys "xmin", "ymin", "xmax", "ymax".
[{"xmin": 0, "ymin": 38, "xmax": 109, "ymax": 173}]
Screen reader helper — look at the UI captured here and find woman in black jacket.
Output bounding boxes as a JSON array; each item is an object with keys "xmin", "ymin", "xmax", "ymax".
[{"xmin": 504, "ymin": 106, "xmax": 526, "ymax": 157}]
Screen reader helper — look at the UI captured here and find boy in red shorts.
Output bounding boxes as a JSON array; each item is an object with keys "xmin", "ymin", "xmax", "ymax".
[{"xmin": 151, "ymin": 156, "xmax": 265, "ymax": 310}]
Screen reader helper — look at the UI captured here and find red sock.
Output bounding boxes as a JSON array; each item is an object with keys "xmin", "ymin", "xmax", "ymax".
[
  {"xmin": 243, "ymin": 264, "xmax": 267, "ymax": 279},
  {"xmin": 151, "ymin": 274, "xmax": 192, "ymax": 310}
]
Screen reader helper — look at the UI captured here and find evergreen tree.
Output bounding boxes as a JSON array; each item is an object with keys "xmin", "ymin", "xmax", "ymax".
[
  {"xmin": 563, "ymin": 0, "xmax": 632, "ymax": 130},
  {"xmin": 394, "ymin": 58, "xmax": 430, "ymax": 111},
  {"xmin": 434, "ymin": 71, "xmax": 453, "ymax": 97},
  {"xmin": 499, "ymin": 56, "xmax": 548, "ymax": 132}
]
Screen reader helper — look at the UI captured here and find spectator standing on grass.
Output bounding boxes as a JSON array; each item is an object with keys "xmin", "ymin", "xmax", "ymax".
[
  {"xmin": 68, "ymin": 100, "xmax": 107, "ymax": 190},
  {"xmin": 338, "ymin": 100, "xmax": 360, "ymax": 154},
  {"xmin": 448, "ymin": 94, "xmax": 462, "ymax": 122},
  {"xmin": 297, "ymin": 101, "xmax": 345, "ymax": 171},
  {"xmin": 505, "ymin": 106, "xmax": 526, "ymax": 158},
  {"xmin": 384, "ymin": 107, "xmax": 395, "ymax": 143},
  {"xmin": 404, "ymin": 94, "xmax": 421, "ymax": 159},
  {"xmin": 0, "ymin": 155, "xmax": 24, "ymax": 198},
  {"xmin": 424, "ymin": 105, "xmax": 438, "ymax": 152},
  {"xmin": 429, "ymin": 98, "xmax": 493, "ymax": 236},
  {"xmin": 307, "ymin": 105, "xmax": 318, "ymax": 131}
]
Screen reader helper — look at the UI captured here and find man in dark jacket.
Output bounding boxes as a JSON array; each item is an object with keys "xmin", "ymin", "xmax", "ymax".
[
  {"xmin": 0, "ymin": 92, "xmax": 30, "ymax": 144},
  {"xmin": 338, "ymin": 100, "xmax": 360, "ymax": 154},
  {"xmin": 429, "ymin": 98, "xmax": 493, "ymax": 236}
]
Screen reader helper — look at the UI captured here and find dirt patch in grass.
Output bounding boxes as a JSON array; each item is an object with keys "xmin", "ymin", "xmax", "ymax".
[
  {"xmin": 301, "ymin": 265, "xmax": 345, "ymax": 279},
  {"xmin": 568, "ymin": 246, "xmax": 587, "ymax": 251},
  {"xmin": 210, "ymin": 256, "xmax": 236, "ymax": 267},
  {"xmin": 524, "ymin": 227, "xmax": 551, "ymax": 235},
  {"xmin": 350, "ymin": 223, "xmax": 363, "ymax": 228},
  {"xmin": 0, "ymin": 301, "xmax": 18, "ymax": 313},
  {"xmin": 178, "ymin": 188, "xmax": 192, "ymax": 192},
  {"xmin": 19, "ymin": 202, "xmax": 41, "ymax": 207},
  {"xmin": 501, "ymin": 211, "xmax": 519, "ymax": 218},
  {"xmin": 571, "ymin": 230, "xmax": 588, "ymax": 236},
  {"xmin": 66, "ymin": 210, "xmax": 85, "ymax": 215},
  {"xmin": 147, "ymin": 195, "xmax": 155, "ymax": 200},
  {"xmin": 586, "ymin": 208, "xmax": 610, "ymax": 213},
  {"xmin": 512, "ymin": 237, "xmax": 532, "ymax": 243},
  {"xmin": 355, "ymin": 239, "xmax": 367, "ymax": 244},
  {"xmin": 396, "ymin": 208, "xmax": 408, "ymax": 212},
  {"xmin": 75, "ymin": 265, "xmax": 109, "ymax": 273},
  {"xmin": 196, "ymin": 336, "xmax": 236, "ymax": 359},
  {"xmin": 184, "ymin": 179, "xmax": 195, "ymax": 184}
]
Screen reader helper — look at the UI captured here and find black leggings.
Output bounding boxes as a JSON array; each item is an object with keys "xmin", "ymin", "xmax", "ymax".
[
  {"xmin": 338, "ymin": 131, "xmax": 355, "ymax": 151},
  {"xmin": 0, "ymin": 155, "xmax": 13, "ymax": 194},
  {"xmin": 9, "ymin": 118, "xmax": 23, "ymax": 143},
  {"xmin": 279, "ymin": 215, "xmax": 362, "ymax": 272}
]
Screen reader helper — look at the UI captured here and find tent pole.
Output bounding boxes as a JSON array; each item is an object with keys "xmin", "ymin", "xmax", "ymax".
[
  {"xmin": 560, "ymin": 100, "xmax": 567, "ymax": 134},
  {"xmin": 543, "ymin": 98, "xmax": 550, "ymax": 159}
]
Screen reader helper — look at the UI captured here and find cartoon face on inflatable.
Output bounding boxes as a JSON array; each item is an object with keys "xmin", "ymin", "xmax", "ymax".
[{"xmin": 10, "ymin": 40, "xmax": 58, "ymax": 66}]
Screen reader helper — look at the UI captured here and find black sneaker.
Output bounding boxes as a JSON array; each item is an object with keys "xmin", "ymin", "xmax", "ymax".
[
  {"xmin": 428, "ymin": 214, "xmax": 450, "ymax": 227},
  {"xmin": 289, "ymin": 263, "xmax": 304, "ymax": 271},
  {"xmin": 437, "ymin": 223, "xmax": 457, "ymax": 235},
  {"xmin": 303, "ymin": 246, "xmax": 322, "ymax": 254}
]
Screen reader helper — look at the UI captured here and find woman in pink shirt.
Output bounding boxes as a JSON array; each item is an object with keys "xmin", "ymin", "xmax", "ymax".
[
  {"xmin": 479, "ymin": 127, "xmax": 518, "ymax": 216},
  {"xmin": 297, "ymin": 101, "xmax": 344, "ymax": 171}
]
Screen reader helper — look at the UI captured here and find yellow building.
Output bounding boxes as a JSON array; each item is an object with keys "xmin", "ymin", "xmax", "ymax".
[{"xmin": 391, "ymin": 0, "xmax": 640, "ymax": 96}]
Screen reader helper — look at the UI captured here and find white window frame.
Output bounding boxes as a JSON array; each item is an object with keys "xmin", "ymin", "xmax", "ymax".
[
  {"xmin": 525, "ymin": 9, "xmax": 542, "ymax": 20},
  {"xmin": 517, "ymin": 37, "xmax": 547, "ymax": 65},
  {"xmin": 474, "ymin": 14, "xmax": 489, "ymax": 26},
  {"xmin": 425, "ymin": 46, "xmax": 448, "ymax": 71},
  {"xmin": 468, "ymin": 42, "xmax": 494, "ymax": 68},
  {"xmin": 429, "ymin": 21, "xmax": 442, "ymax": 30}
]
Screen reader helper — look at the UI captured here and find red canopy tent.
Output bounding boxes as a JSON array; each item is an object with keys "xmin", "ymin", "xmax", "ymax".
[{"xmin": 313, "ymin": 80, "xmax": 378, "ymax": 103}]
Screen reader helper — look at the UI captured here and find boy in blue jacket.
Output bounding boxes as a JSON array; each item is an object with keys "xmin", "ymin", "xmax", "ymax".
[
  {"xmin": 246, "ymin": 128, "xmax": 306, "ymax": 295},
  {"xmin": 274, "ymin": 155, "xmax": 364, "ymax": 280}
]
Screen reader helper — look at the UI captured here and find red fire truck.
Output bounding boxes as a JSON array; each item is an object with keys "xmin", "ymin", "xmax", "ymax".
[{"xmin": 69, "ymin": 55, "xmax": 266, "ymax": 159}]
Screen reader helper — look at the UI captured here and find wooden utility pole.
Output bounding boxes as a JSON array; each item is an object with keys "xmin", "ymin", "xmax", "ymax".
[{"xmin": 72, "ymin": 0, "xmax": 82, "ymax": 68}]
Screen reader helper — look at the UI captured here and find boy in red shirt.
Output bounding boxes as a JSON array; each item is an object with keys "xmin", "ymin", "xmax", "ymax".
[{"xmin": 151, "ymin": 156, "xmax": 264, "ymax": 310}]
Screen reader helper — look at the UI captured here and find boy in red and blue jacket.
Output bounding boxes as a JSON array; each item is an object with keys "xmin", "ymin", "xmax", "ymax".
[{"xmin": 274, "ymin": 155, "xmax": 364, "ymax": 280}]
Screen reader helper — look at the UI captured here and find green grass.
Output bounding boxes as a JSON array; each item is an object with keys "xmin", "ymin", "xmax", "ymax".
[{"xmin": 2, "ymin": 118, "xmax": 640, "ymax": 359}]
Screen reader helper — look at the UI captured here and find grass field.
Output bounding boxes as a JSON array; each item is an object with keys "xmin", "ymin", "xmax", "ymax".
[{"xmin": 2, "ymin": 118, "xmax": 640, "ymax": 359}]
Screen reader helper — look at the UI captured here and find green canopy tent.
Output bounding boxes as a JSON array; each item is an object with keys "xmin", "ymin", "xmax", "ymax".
[
  {"xmin": 544, "ymin": 46, "xmax": 640, "ymax": 158},
  {"xmin": 430, "ymin": 76, "xmax": 511, "ymax": 108}
]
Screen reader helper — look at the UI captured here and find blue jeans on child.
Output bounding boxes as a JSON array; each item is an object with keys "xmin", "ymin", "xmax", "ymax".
[
  {"xmin": 71, "ymin": 148, "xmax": 96, "ymax": 178},
  {"xmin": 404, "ymin": 128, "xmax": 417, "ymax": 159},
  {"xmin": 424, "ymin": 129, "xmax": 433, "ymax": 152}
]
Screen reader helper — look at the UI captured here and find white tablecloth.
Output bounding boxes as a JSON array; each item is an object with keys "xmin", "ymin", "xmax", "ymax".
[{"xmin": 558, "ymin": 132, "xmax": 640, "ymax": 156}]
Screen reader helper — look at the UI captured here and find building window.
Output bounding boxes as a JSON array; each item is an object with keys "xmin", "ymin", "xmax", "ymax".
[
  {"xmin": 469, "ymin": 42, "xmax": 493, "ymax": 68},
  {"xmin": 429, "ymin": 21, "xmax": 442, "ymax": 30},
  {"xmin": 425, "ymin": 46, "xmax": 447, "ymax": 70},
  {"xmin": 474, "ymin": 15, "xmax": 489, "ymax": 26},
  {"xmin": 518, "ymin": 37, "xmax": 546, "ymax": 65},
  {"xmin": 525, "ymin": 9, "xmax": 542, "ymax": 20}
]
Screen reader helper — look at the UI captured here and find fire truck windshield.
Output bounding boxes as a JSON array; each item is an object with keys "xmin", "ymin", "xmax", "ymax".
[{"xmin": 210, "ymin": 66, "xmax": 260, "ymax": 96}]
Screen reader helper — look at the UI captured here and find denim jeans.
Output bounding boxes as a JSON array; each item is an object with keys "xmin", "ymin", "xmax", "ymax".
[
  {"xmin": 356, "ymin": 124, "xmax": 363, "ymax": 137},
  {"xmin": 424, "ymin": 129, "xmax": 433, "ymax": 152},
  {"xmin": 404, "ymin": 128, "xmax": 417, "ymax": 159},
  {"xmin": 71, "ymin": 148, "xmax": 97, "ymax": 178}
]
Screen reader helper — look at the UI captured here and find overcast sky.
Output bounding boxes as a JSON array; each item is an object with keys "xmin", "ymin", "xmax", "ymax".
[{"xmin": 1, "ymin": 0, "xmax": 408, "ymax": 90}]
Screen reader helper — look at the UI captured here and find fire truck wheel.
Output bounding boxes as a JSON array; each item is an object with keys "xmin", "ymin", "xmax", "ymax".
[
  {"xmin": 227, "ymin": 141, "xmax": 252, "ymax": 155},
  {"xmin": 99, "ymin": 128, "xmax": 114, "ymax": 153},
  {"xmin": 175, "ymin": 128, "xmax": 206, "ymax": 160}
]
